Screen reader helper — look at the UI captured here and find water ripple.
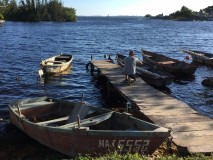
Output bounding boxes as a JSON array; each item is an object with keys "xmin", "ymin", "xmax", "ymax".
[{"xmin": 0, "ymin": 17, "xmax": 212, "ymax": 119}]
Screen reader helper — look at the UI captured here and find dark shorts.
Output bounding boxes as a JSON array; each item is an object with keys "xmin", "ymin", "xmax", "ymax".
[
  {"xmin": 122, "ymin": 72, "xmax": 136, "ymax": 80},
  {"xmin": 128, "ymin": 74, "xmax": 136, "ymax": 80}
]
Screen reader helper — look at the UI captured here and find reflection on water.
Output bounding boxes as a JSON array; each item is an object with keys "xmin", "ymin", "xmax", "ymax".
[
  {"xmin": 38, "ymin": 65, "xmax": 73, "ymax": 84},
  {"xmin": 0, "ymin": 17, "xmax": 212, "ymax": 120}
]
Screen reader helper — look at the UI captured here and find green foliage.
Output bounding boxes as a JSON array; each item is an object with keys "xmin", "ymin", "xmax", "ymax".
[
  {"xmin": 203, "ymin": 5, "xmax": 213, "ymax": 15},
  {"xmin": 0, "ymin": 13, "xmax": 4, "ymax": 20},
  {"xmin": 4, "ymin": 0, "xmax": 18, "ymax": 20},
  {"xmin": 0, "ymin": 0, "xmax": 76, "ymax": 22},
  {"xmin": 73, "ymin": 152, "xmax": 213, "ymax": 160},
  {"xmin": 63, "ymin": 7, "xmax": 77, "ymax": 22},
  {"xmin": 169, "ymin": 6, "xmax": 195, "ymax": 20},
  {"xmin": 75, "ymin": 152, "xmax": 148, "ymax": 160},
  {"xmin": 144, "ymin": 14, "xmax": 152, "ymax": 18}
]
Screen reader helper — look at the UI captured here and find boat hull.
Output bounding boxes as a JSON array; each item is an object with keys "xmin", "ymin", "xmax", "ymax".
[
  {"xmin": 9, "ymin": 117, "xmax": 167, "ymax": 156},
  {"xmin": 136, "ymin": 66, "xmax": 173, "ymax": 87},
  {"xmin": 40, "ymin": 54, "xmax": 73, "ymax": 75},
  {"xmin": 116, "ymin": 53, "xmax": 174, "ymax": 87},
  {"xmin": 9, "ymin": 97, "xmax": 169, "ymax": 157},
  {"xmin": 142, "ymin": 50, "xmax": 197, "ymax": 76},
  {"xmin": 181, "ymin": 49, "xmax": 213, "ymax": 66}
]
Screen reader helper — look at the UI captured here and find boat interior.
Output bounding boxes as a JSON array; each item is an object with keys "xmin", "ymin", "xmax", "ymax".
[
  {"xmin": 191, "ymin": 50, "xmax": 213, "ymax": 57},
  {"xmin": 143, "ymin": 50, "xmax": 176, "ymax": 64},
  {"xmin": 12, "ymin": 98, "xmax": 160, "ymax": 131},
  {"xmin": 54, "ymin": 55, "xmax": 72, "ymax": 62}
]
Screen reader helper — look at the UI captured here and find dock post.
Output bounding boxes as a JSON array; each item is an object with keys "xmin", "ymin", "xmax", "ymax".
[
  {"xmin": 77, "ymin": 115, "xmax": 80, "ymax": 128},
  {"xmin": 81, "ymin": 94, "xmax": 84, "ymax": 102},
  {"xmin": 126, "ymin": 101, "xmax": 131, "ymax": 112},
  {"xmin": 167, "ymin": 128, "xmax": 173, "ymax": 153}
]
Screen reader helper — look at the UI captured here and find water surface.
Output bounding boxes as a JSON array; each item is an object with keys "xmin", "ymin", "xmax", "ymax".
[{"xmin": 0, "ymin": 17, "xmax": 212, "ymax": 119}]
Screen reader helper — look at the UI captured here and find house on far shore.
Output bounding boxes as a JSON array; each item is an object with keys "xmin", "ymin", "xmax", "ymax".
[
  {"xmin": 195, "ymin": 6, "xmax": 213, "ymax": 21},
  {"xmin": 155, "ymin": 13, "xmax": 164, "ymax": 18}
]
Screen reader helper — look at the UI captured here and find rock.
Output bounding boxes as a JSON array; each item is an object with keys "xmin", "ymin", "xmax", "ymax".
[{"xmin": 202, "ymin": 77, "xmax": 213, "ymax": 87}]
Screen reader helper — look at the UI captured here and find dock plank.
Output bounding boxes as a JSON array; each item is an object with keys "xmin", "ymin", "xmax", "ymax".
[
  {"xmin": 91, "ymin": 60, "xmax": 213, "ymax": 154},
  {"xmin": 149, "ymin": 114, "xmax": 211, "ymax": 124},
  {"xmin": 172, "ymin": 130, "xmax": 213, "ymax": 139}
]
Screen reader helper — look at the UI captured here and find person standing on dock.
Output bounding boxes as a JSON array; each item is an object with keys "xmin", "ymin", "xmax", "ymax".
[{"xmin": 123, "ymin": 50, "xmax": 142, "ymax": 84}]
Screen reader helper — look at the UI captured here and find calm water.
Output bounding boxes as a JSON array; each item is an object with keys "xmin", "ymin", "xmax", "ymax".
[{"xmin": 0, "ymin": 16, "xmax": 212, "ymax": 120}]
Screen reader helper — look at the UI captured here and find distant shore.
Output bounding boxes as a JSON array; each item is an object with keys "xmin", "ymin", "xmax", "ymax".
[{"xmin": 149, "ymin": 15, "xmax": 213, "ymax": 21}]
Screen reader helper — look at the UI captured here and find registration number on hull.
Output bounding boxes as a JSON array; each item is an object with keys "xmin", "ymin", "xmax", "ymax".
[{"xmin": 99, "ymin": 139, "xmax": 150, "ymax": 153}]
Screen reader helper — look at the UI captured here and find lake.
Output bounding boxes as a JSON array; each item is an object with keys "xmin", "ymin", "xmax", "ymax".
[{"xmin": 0, "ymin": 16, "xmax": 212, "ymax": 121}]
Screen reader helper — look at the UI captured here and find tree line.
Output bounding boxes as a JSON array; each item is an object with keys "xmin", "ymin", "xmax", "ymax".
[
  {"xmin": 145, "ymin": 5, "xmax": 213, "ymax": 21},
  {"xmin": 0, "ymin": 0, "xmax": 76, "ymax": 22},
  {"xmin": 169, "ymin": 6, "xmax": 195, "ymax": 19}
]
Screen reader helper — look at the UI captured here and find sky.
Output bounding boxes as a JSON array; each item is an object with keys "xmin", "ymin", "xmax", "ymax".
[{"xmin": 62, "ymin": 0, "xmax": 213, "ymax": 16}]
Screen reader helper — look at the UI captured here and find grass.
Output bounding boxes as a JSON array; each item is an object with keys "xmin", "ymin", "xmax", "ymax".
[
  {"xmin": 75, "ymin": 152, "xmax": 213, "ymax": 160},
  {"xmin": 0, "ymin": 140, "xmax": 213, "ymax": 160}
]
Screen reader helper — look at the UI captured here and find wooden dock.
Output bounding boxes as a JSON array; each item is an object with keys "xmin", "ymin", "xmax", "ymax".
[{"xmin": 91, "ymin": 59, "xmax": 213, "ymax": 154}]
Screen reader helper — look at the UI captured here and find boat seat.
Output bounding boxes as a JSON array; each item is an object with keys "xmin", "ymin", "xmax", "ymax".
[
  {"xmin": 60, "ymin": 111, "xmax": 113, "ymax": 128},
  {"xmin": 36, "ymin": 116, "xmax": 70, "ymax": 125},
  {"xmin": 46, "ymin": 60, "xmax": 63, "ymax": 63},
  {"xmin": 147, "ymin": 55, "xmax": 153, "ymax": 58},
  {"xmin": 158, "ymin": 61, "xmax": 175, "ymax": 65},
  {"xmin": 57, "ymin": 56, "xmax": 70, "ymax": 59},
  {"xmin": 66, "ymin": 102, "xmax": 90, "ymax": 123},
  {"xmin": 55, "ymin": 56, "xmax": 70, "ymax": 61}
]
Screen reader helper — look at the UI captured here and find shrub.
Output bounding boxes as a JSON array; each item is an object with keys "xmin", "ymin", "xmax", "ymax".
[{"xmin": 0, "ymin": 13, "xmax": 4, "ymax": 20}]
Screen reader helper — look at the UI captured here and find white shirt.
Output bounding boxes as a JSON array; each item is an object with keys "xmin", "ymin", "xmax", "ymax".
[{"xmin": 123, "ymin": 56, "xmax": 138, "ymax": 75}]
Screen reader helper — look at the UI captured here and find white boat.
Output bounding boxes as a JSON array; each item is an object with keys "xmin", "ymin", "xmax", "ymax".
[{"xmin": 40, "ymin": 54, "xmax": 73, "ymax": 76}]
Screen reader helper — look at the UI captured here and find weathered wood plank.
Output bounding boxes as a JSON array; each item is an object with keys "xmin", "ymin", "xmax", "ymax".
[
  {"xmin": 188, "ymin": 145, "xmax": 213, "ymax": 153},
  {"xmin": 165, "ymin": 121, "xmax": 213, "ymax": 131},
  {"xmin": 173, "ymin": 135, "xmax": 213, "ymax": 146},
  {"xmin": 140, "ymin": 107, "xmax": 197, "ymax": 115},
  {"xmin": 36, "ymin": 116, "xmax": 69, "ymax": 125},
  {"xmin": 149, "ymin": 113, "xmax": 212, "ymax": 126},
  {"xmin": 91, "ymin": 60, "xmax": 213, "ymax": 153},
  {"xmin": 172, "ymin": 130, "xmax": 213, "ymax": 139}
]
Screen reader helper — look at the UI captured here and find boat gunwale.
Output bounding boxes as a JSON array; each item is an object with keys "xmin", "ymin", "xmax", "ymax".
[
  {"xmin": 142, "ymin": 49, "xmax": 197, "ymax": 74},
  {"xmin": 116, "ymin": 53, "xmax": 174, "ymax": 86},
  {"xmin": 9, "ymin": 97, "xmax": 170, "ymax": 137}
]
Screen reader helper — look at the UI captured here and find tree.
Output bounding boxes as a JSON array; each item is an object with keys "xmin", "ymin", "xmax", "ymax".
[
  {"xmin": 203, "ymin": 5, "xmax": 213, "ymax": 15},
  {"xmin": 1, "ymin": 0, "xmax": 77, "ymax": 22},
  {"xmin": 144, "ymin": 14, "xmax": 152, "ymax": 18},
  {"xmin": 47, "ymin": 0, "xmax": 63, "ymax": 21},
  {"xmin": 63, "ymin": 7, "xmax": 76, "ymax": 22},
  {"xmin": 4, "ymin": 0, "xmax": 18, "ymax": 20},
  {"xmin": 169, "ymin": 6, "xmax": 195, "ymax": 19},
  {"xmin": 0, "ymin": 13, "xmax": 4, "ymax": 20}
]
